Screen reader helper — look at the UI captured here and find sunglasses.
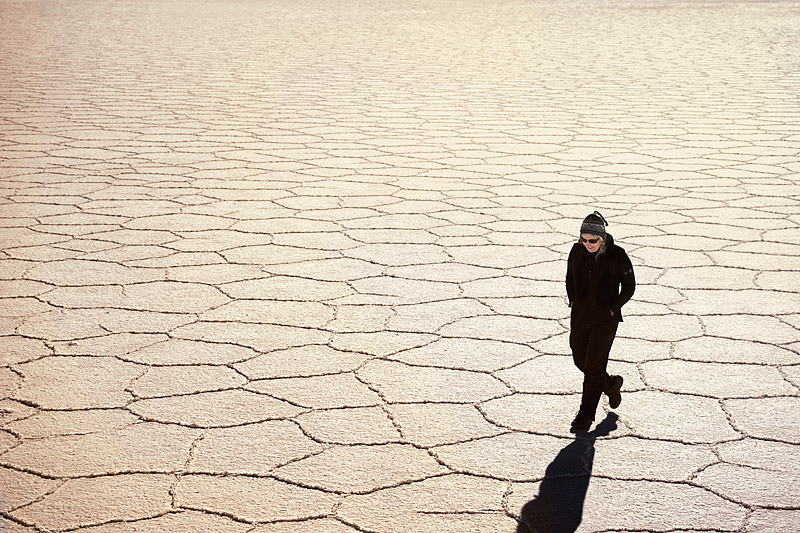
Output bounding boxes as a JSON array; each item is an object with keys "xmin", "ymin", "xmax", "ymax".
[{"xmin": 580, "ymin": 237, "xmax": 599, "ymax": 244}]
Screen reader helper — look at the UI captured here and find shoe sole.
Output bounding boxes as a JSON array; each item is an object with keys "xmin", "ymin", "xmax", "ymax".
[{"xmin": 607, "ymin": 375, "xmax": 623, "ymax": 409}]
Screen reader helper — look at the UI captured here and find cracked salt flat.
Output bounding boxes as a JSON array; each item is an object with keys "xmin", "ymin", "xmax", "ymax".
[{"xmin": 1, "ymin": 0, "xmax": 799, "ymax": 531}]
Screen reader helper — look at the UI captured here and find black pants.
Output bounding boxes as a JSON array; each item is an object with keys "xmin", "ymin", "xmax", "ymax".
[{"xmin": 570, "ymin": 316, "xmax": 618, "ymax": 420}]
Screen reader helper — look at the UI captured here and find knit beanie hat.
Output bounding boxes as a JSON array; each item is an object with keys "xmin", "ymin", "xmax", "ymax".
[{"xmin": 580, "ymin": 211, "xmax": 607, "ymax": 239}]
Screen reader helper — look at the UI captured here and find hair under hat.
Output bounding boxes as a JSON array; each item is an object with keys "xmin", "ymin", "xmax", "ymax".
[{"xmin": 580, "ymin": 211, "xmax": 607, "ymax": 239}]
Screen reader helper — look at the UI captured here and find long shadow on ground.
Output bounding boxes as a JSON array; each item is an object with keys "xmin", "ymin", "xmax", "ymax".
[{"xmin": 516, "ymin": 413, "xmax": 618, "ymax": 533}]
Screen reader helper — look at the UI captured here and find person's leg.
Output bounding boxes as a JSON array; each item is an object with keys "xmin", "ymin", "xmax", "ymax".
[
  {"xmin": 570, "ymin": 317, "xmax": 598, "ymax": 430},
  {"xmin": 578, "ymin": 321, "xmax": 619, "ymax": 421},
  {"xmin": 569, "ymin": 317, "xmax": 591, "ymax": 373}
]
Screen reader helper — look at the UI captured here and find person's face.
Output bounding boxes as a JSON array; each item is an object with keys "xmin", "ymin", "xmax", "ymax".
[{"xmin": 580, "ymin": 234, "xmax": 602, "ymax": 253}]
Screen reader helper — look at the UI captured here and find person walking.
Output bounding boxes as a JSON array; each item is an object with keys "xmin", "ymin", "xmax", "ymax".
[{"xmin": 566, "ymin": 211, "xmax": 635, "ymax": 431}]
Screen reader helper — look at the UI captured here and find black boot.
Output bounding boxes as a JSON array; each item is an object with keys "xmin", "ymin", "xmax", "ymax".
[
  {"xmin": 570, "ymin": 411, "xmax": 593, "ymax": 431},
  {"xmin": 605, "ymin": 375, "xmax": 623, "ymax": 409}
]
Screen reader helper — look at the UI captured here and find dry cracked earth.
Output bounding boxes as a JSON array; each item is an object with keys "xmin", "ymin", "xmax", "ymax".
[{"xmin": 1, "ymin": 0, "xmax": 799, "ymax": 532}]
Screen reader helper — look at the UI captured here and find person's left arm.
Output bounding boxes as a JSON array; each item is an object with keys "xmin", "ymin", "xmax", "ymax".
[{"xmin": 610, "ymin": 251, "xmax": 635, "ymax": 315}]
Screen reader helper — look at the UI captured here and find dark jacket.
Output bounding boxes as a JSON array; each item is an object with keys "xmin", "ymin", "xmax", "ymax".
[{"xmin": 566, "ymin": 234, "xmax": 635, "ymax": 323}]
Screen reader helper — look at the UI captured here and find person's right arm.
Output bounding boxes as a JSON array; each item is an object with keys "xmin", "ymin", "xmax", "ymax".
[{"xmin": 566, "ymin": 244, "xmax": 577, "ymax": 306}]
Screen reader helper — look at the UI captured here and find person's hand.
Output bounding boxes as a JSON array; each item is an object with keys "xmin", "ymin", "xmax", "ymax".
[{"xmin": 609, "ymin": 309, "xmax": 614, "ymax": 316}]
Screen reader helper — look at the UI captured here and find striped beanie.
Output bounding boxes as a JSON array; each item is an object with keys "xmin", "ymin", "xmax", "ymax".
[{"xmin": 580, "ymin": 211, "xmax": 607, "ymax": 239}]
